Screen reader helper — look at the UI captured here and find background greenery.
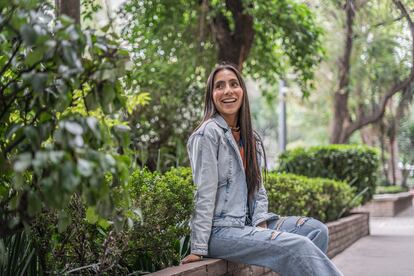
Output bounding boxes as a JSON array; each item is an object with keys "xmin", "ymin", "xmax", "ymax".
[
  {"xmin": 278, "ymin": 145, "xmax": 380, "ymax": 204},
  {"xmin": 265, "ymin": 172, "xmax": 357, "ymax": 222}
]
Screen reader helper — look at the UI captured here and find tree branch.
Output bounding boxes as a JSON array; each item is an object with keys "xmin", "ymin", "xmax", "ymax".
[
  {"xmin": 372, "ymin": 8, "xmax": 414, "ymax": 29},
  {"xmin": 343, "ymin": 0, "xmax": 414, "ymax": 141},
  {"xmin": 0, "ymin": 41, "xmax": 21, "ymax": 83},
  {"xmin": 3, "ymin": 107, "xmax": 45, "ymax": 156}
]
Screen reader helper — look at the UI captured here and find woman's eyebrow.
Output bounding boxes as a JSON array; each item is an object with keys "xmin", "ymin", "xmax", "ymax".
[{"xmin": 214, "ymin": 78, "xmax": 239, "ymax": 84}]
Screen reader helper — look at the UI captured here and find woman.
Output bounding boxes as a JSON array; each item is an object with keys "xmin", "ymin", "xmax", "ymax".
[{"xmin": 182, "ymin": 63, "xmax": 342, "ymax": 275}]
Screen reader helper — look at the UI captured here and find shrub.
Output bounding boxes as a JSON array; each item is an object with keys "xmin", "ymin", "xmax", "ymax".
[
  {"xmin": 375, "ymin": 185, "xmax": 409, "ymax": 194},
  {"xmin": 6, "ymin": 167, "xmax": 194, "ymax": 274},
  {"xmin": 0, "ymin": 0, "xmax": 135, "ymax": 239},
  {"xmin": 265, "ymin": 173, "xmax": 357, "ymax": 222},
  {"xmin": 278, "ymin": 145, "xmax": 379, "ymax": 204},
  {"xmin": 125, "ymin": 167, "xmax": 195, "ymax": 272}
]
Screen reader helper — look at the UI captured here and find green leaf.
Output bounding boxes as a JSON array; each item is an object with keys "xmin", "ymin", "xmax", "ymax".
[
  {"xmin": 25, "ymin": 49, "xmax": 44, "ymax": 66},
  {"xmin": 78, "ymin": 158, "xmax": 93, "ymax": 177},
  {"xmin": 14, "ymin": 153, "xmax": 32, "ymax": 172},
  {"xmin": 31, "ymin": 73, "xmax": 48, "ymax": 93},
  {"xmin": 63, "ymin": 121, "xmax": 83, "ymax": 135},
  {"xmin": 86, "ymin": 206, "xmax": 98, "ymax": 224},
  {"xmin": 98, "ymin": 218, "xmax": 111, "ymax": 230},
  {"xmin": 20, "ymin": 24, "xmax": 37, "ymax": 45},
  {"xmin": 85, "ymin": 91, "xmax": 99, "ymax": 110}
]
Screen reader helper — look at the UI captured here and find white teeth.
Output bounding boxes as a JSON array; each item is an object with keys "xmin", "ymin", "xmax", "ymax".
[{"xmin": 222, "ymin": 99, "xmax": 236, "ymax": 103}]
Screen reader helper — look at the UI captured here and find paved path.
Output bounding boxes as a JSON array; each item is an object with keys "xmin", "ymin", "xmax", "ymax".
[{"xmin": 333, "ymin": 204, "xmax": 414, "ymax": 276}]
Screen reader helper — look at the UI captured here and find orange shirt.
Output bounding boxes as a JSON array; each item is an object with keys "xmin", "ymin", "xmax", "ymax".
[{"xmin": 231, "ymin": 129, "xmax": 246, "ymax": 170}]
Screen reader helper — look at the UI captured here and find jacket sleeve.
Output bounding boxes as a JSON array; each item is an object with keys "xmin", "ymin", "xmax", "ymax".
[
  {"xmin": 187, "ymin": 132, "xmax": 218, "ymax": 256},
  {"xmin": 251, "ymin": 184, "xmax": 277, "ymax": 226},
  {"xmin": 251, "ymin": 143, "xmax": 278, "ymax": 227}
]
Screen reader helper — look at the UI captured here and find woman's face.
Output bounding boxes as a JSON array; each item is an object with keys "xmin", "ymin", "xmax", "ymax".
[{"xmin": 212, "ymin": 69, "xmax": 244, "ymax": 123}]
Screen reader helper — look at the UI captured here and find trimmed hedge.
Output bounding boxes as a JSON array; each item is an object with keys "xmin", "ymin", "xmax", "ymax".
[
  {"xmin": 126, "ymin": 167, "xmax": 195, "ymax": 272},
  {"xmin": 375, "ymin": 185, "xmax": 408, "ymax": 194},
  {"xmin": 265, "ymin": 173, "xmax": 357, "ymax": 222},
  {"xmin": 278, "ymin": 145, "xmax": 379, "ymax": 204}
]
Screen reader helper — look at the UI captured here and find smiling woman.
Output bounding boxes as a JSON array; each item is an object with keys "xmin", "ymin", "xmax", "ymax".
[{"xmin": 181, "ymin": 63, "xmax": 343, "ymax": 275}]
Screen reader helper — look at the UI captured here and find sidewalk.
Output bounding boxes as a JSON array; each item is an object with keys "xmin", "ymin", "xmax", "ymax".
[{"xmin": 333, "ymin": 204, "xmax": 414, "ymax": 276}]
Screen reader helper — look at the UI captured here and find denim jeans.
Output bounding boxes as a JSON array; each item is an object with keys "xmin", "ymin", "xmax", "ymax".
[{"xmin": 208, "ymin": 216, "xmax": 343, "ymax": 276}]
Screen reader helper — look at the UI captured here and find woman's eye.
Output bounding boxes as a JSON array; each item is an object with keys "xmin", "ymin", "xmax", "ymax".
[
  {"xmin": 232, "ymin": 82, "xmax": 239, "ymax": 88},
  {"xmin": 216, "ymin": 83, "xmax": 224, "ymax": 89}
]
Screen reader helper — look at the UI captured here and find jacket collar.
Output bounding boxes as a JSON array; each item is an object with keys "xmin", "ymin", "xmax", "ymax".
[
  {"xmin": 212, "ymin": 113, "xmax": 245, "ymax": 173},
  {"xmin": 212, "ymin": 113, "xmax": 230, "ymax": 131}
]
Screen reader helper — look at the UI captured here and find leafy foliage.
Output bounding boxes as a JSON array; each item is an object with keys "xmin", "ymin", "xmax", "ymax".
[
  {"xmin": 278, "ymin": 145, "xmax": 379, "ymax": 204},
  {"xmin": 120, "ymin": 0, "xmax": 324, "ymax": 170},
  {"xmin": 0, "ymin": 0, "xmax": 135, "ymax": 238},
  {"xmin": 0, "ymin": 230, "xmax": 43, "ymax": 276},
  {"xmin": 125, "ymin": 167, "xmax": 195, "ymax": 272},
  {"xmin": 265, "ymin": 172, "xmax": 357, "ymax": 222},
  {"xmin": 1, "ymin": 167, "xmax": 194, "ymax": 274},
  {"xmin": 375, "ymin": 185, "xmax": 408, "ymax": 194},
  {"xmin": 244, "ymin": 0, "xmax": 324, "ymax": 94}
]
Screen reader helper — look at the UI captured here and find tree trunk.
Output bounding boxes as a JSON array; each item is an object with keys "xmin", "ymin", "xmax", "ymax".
[
  {"xmin": 55, "ymin": 0, "xmax": 80, "ymax": 25},
  {"xmin": 360, "ymin": 125, "xmax": 377, "ymax": 146},
  {"xmin": 210, "ymin": 0, "xmax": 254, "ymax": 71},
  {"xmin": 329, "ymin": 0, "xmax": 355, "ymax": 144},
  {"xmin": 388, "ymin": 134, "xmax": 397, "ymax": 184},
  {"xmin": 379, "ymin": 122, "xmax": 389, "ymax": 185},
  {"xmin": 401, "ymin": 168, "xmax": 410, "ymax": 188}
]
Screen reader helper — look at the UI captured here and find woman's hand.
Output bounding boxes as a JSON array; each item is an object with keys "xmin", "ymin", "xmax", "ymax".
[{"xmin": 181, "ymin": 254, "xmax": 204, "ymax": 264}]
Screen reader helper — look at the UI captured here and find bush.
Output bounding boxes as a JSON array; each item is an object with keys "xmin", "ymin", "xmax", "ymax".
[
  {"xmin": 3, "ymin": 167, "xmax": 194, "ymax": 275},
  {"xmin": 278, "ymin": 145, "xmax": 379, "ymax": 204},
  {"xmin": 0, "ymin": 0, "xmax": 134, "ymax": 239},
  {"xmin": 265, "ymin": 173, "xmax": 357, "ymax": 222},
  {"xmin": 375, "ymin": 185, "xmax": 409, "ymax": 194},
  {"xmin": 125, "ymin": 167, "xmax": 195, "ymax": 272}
]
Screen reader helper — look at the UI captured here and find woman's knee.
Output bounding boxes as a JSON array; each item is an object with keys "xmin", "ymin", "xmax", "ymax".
[
  {"xmin": 314, "ymin": 219, "xmax": 329, "ymax": 240},
  {"xmin": 307, "ymin": 219, "xmax": 329, "ymax": 252}
]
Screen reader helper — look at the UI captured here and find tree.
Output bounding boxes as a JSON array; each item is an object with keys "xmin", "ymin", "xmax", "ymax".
[
  {"xmin": 329, "ymin": 0, "xmax": 414, "ymax": 144},
  {"xmin": 55, "ymin": 0, "xmax": 81, "ymax": 24},
  {"xmin": 121, "ymin": 0, "xmax": 324, "ymax": 170},
  {"xmin": 0, "ymin": 0, "xmax": 134, "ymax": 238}
]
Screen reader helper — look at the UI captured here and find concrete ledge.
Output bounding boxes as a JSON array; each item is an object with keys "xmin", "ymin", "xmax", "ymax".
[
  {"xmin": 353, "ymin": 192, "xmax": 413, "ymax": 217},
  {"xmin": 148, "ymin": 213, "xmax": 369, "ymax": 275}
]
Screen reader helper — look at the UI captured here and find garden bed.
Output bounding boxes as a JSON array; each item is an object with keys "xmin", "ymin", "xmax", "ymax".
[
  {"xmin": 353, "ymin": 192, "xmax": 413, "ymax": 217},
  {"xmin": 148, "ymin": 213, "xmax": 369, "ymax": 275}
]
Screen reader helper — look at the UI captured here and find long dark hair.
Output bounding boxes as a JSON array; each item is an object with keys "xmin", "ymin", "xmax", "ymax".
[{"xmin": 198, "ymin": 63, "xmax": 267, "ymax": 199}]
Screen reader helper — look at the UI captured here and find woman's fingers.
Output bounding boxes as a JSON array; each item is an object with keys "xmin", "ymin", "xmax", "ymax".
[{"xmin": 181, "ymin": 254, "xmax": 203, "ymax": 264}]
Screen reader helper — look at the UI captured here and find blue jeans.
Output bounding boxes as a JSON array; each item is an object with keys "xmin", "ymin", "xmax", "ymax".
[{"xmin": 208, "ymin": 216, "xmax": 343, "ymax": 276}]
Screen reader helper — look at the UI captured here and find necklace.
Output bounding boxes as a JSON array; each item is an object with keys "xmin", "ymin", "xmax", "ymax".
[{"xmin": 229, "ymin": 126, "xmax": 240, "ymax": 132}]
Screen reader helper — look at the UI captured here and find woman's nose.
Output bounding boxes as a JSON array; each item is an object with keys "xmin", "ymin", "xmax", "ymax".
[{"xmin": 224, "ymin": 83, "xmax": 232, "ymax": 95}]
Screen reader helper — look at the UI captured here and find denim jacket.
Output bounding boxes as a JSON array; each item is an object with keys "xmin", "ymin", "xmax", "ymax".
[{"xmin": 187, "ymin": 114, "xmax": 278, "ymax": 256}]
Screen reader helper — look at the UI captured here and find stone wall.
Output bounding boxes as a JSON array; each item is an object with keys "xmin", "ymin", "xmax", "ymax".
[{"xmin": 148, "ymin": 213, "xmax": 369, "ymax": 276}]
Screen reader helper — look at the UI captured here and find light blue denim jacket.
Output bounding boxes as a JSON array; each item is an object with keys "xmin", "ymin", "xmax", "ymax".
[{"xmin": 187, "ymin": 114, "xmax": 278, "ymax": 256}]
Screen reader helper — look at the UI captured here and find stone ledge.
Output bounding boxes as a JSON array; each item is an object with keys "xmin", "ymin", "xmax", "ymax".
[
  {"xmin": 148, "ymin": 213, "xmax": 369, "ymax": 275},
  {"xmin": 148, "ymin": 259, "xmax": 278, "ymax": 276},
  {"xmin": 353, "ymin": 192, "xmax": 413, "ymax": 217}
]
